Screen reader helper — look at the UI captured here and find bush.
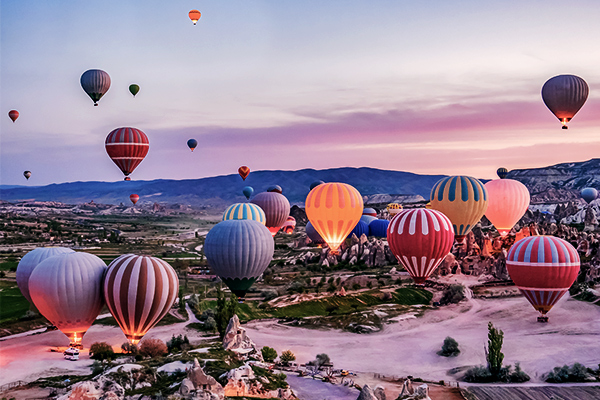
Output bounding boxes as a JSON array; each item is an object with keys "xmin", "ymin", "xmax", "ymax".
[
  {"xmin": 261, "ymin": 346, "xmax": 278, "ymax": 363},
  {"xmin": 200, "ymin": 308, "xmax": 215, "ymax": 321},
  {"xmin": 287, "ymin": 281, "xmax": 305, "ymax": 294},
  {"xmin": 280, "ymin": 350, "xmax": 296, "ymax": 366},
  {"xmin": 352, "ymin": 283, "xmax": 361, "ymax": 291},
  {"xmin": 546, "ymin": 363, "xmax": 592, "ymax": 383},
  {"xmin": 440, "ymin": 284, "xmax": 465, "ymax": 305},
  {"xmin": 204, "ymin": 316, "xmax": 217, "ymax": 331},
  {"xmin": 261, "ymin": 290, "xmax": 278, "ymax": 301},
  {"xmin": 121, "ymin": 342, "xmax": 138, "ymax": 355},
  {"xmin": 139, "ymin": 338, "xmax": 168, "ymax": 358},
  {"xmin": 166, "ymin": 334, "xmax": 190, "ymax": 353},
  {"xmin": 438, "ymin": 337, "xmax": 460, "ymax": 357},
  {"xmin": 90, "ymin": 342, "xmax": 115, "ymax": 361}
]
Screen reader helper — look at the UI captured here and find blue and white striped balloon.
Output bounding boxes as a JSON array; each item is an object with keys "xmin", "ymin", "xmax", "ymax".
[{"xmin": 223, "ymin": 203, "xmax": 266, "ymax": 225}]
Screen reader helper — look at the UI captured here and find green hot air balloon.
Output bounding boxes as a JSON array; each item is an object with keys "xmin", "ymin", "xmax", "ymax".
[{"xmin": 129, "ymin": 84, "xmax": 140, "ymax": 97}]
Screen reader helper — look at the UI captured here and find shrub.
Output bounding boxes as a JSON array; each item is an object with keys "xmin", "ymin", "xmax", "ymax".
[
  {"xmin": 440, "ymin": 284, "xmax": 465, "ymax": 305},
  {"xmin": 90, "ymin": 342, "xmax": 115, "ymax": 361},
  {"xmin": 166, "ymin": 334, "xmax": 190, "ymax": 353},
  {"xmin": 287, "ymin": 281, "xmax": 305, "ymax": 294},
  {"xmin": 261, "ymin": 290, "xmax": 278, "ymax": 301},
  {"xmin": 261, "ymin": 346, "xmax": 278, "ymax": 363},
  {"xmin": 352, "ymin": 283, "xmax": 361, "ymax": 291},
  {"xmin": 121, "ymin": 342, "xmax": 138, "ymax": 355},
  {"xmin": 204, "ymin": 316, "xmax": 217, "ymax": 331},
  {"xmin": 200, "ymin": 308, "xmax": 215, "ymax": 321},
  {"xmin": 139, "ymin": 338, "xmax": 168, "ymax": 358},
  {"xmin": 546, "ymin": 363, "xmax": 592, "ymax": 383},
  {"xmin": 464, "ymin": 365, "xmax": 493, "ymax": 382},
  {"xmin": 280, "ymin": 350, "xmax": 296, "ymax": 366},
  {"xmin": 438, "ymin": 337, "xmax": 460, "ymax": 357}
]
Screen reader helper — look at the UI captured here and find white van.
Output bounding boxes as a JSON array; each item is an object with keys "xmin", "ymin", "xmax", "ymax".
[{"xmin": 64, "ymin": 347, "xmax": 80, "ymax": 361}]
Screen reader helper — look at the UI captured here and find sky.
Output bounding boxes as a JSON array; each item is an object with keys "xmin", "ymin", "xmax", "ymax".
[{"xmin": 2, "ymin": 0, "xmax": 600, "ymax": 186}]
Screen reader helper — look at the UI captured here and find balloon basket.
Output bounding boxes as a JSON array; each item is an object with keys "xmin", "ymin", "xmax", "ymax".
[
  {"xmin": 537, "ymin": 315, "xmax": 549, "ymax": 323},
  {"xmin": 562, "ymin": 126, "xmax": 568, "ymax": 129}
]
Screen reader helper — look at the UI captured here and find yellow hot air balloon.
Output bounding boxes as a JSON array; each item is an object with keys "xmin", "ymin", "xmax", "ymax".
[
  {"xmin": 386, "ymin": 203, "xmax": 403, "ymax": 217},
  {"xmin": 484, "ymin": 179, "xmax": 530, "ymax": 236},
  {"xmin": 430, "ymin": 176, "xmax": 488, "ymax": 243},
  {"xmin": 305, "ymin": 182, "xmax": 363, "ymax": 253}
]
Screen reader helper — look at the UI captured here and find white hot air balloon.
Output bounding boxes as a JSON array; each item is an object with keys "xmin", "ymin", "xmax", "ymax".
[{"xmin": 16, "ymin": 247, "xmax": 75, "ymax": 303}]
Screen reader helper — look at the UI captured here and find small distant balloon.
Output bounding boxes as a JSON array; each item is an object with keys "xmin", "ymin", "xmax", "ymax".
[
  {"xmin": 541, "ymin": 74, "xmax": 588, "ymax": 129},
  {"xmin": 310, "ymin": 180, "xmax": 324, "ymax": 190},
  {"xmin": 581, "ymin": 188, "xmax": 598, "ymax": 204},
  {"xmin": 130, "ymin": 194, "xmax": 139, "ymax": 205},
  {"xmin": 105, "ymin": 127, "xmax": 149, "ymax": 180},
  {"xmin": 267, "ymin": 185, "xmax": 282, "ymax": 194},
  {"xmin": 187, "ymin": 139, "xmax": 198, "ymax": 152},
  {"xmin": 189, "ymin": 10, "xmax": 201, "ymax": 25},
  {"xmin": 238, "ymin": 166, "xmax": 250, "ymax": 181},
  {"xmin": 129, "ymin": 84, "xmax": 140, "ymax": 97},
  {"xmin": 8, "ymin": 110, "xmax": 19, "ymax": 122},
  {"xmin": 80, "ymin": 69, "xmax": 111, "ymax": 106},
  {"xmin": 243, "ymin": 186, "xmax": 254, "ymax": 200},
  {"xmin": 23, "ymin": 171, "xmax": 31, "ymax": 180},
  {"xmin": 496, "ymin": 167, "xmax": 508, "ymax": 179},
  {"xmin": 282, "ymin": 216, "xmax": 296, "ymax": 234}
]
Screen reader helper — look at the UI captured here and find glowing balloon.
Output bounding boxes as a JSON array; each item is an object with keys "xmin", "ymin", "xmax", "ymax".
[
  {"xmin": 204, "ymin": 219, "xmax": 274, "ymax": 299},
  {"xmin": 430, "ymin": 176, "xmax": 488, "ymax": 242},
  {"xmin": 129, "ymin": 84, "xmax": 140, "ymax": 97},
  {"xmin": 306, "ymin": 221, "xmax": 326, "ymax": 245},
  {"xmin": 251, "ymin": 192, "xmax": 290, "ymax": 236},
  {"xmin": 8, "ymin": 110, "xmax": 19, "ymax": 122},
  {"xmin": 105, "ymin": 127, "xmax": 149, "ymax": 180},
  {"xmin": 130, "ymin": 194, "xmax": 140, "ymax": 205},
  {"xmin": 507, "ymin": 236, "xmax": 580, "ymax": 320},
  {"xmin": 387, "ymin": 209, "xmax": 454, "ymax": 284},
  {"xmin": 305, "ymin": 182, "xmax": 363, "ymax": 253},
  {"xmin": 497, "ymin": 167, "xmax": 508, "ymax": 179},
  {"xmin": 16, "ymin": 247, "xmax": 75, "ymax": 303},
  {"xmin": 238, "ymin": 166, "xmax": 250, "ymax": 180},
  {"xmin": 581, "ymin": 187, "xmax": 598, "ymax": 204},
  {"xmin": 542, "ymin": 74, "xmax": 588, "ymax": 129},
  {"xmin": 187, "ymin": 139, "xmax": 198, "ymax": 152},
  {"xmin": 23, "ymin": 171, "xmax": 31, "ymax": 180},
  {"xmin": 80, "ymin": 69, "xmax": 111, "ymax": 106},
  {"xmin": 189, "ymin": 9, "xmax": 201, "ymax": 25},
  {"xmin": 29, "ymin": 252, "xmax": 107, "ymax": 345},
  {"xmin": 484, "ymin": 179, "xmax": 530, "ymax": 236},
  {"xmin": 242, "ymin": 186, "xmax": 254, "ymax": 200},
  {"xmin": 104, "ymin": 254, "xmax": 178, "ymax": 344},
  {"xmin": 282, "ymin": 216, "xmax": 296, "ymax": 234},
  {"xmin": 223, "ymin": 203, "xmax": 266, "ymax": 225}
]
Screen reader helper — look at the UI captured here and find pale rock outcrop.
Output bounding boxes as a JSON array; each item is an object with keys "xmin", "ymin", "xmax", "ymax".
[
  {"xmin": 179, "ymin": 358, "xmax": 224, "ymax": 399},
  {"xmin": 59, "ymin": 381, "xmax": 102, "ymax": 400},
  {"xmin": 223, "ymin": 315, "xmax": 263, "ymax": 361},
  {"xmin": 356, "ymin": 384, "xmax": 384, "ymax": 400}
]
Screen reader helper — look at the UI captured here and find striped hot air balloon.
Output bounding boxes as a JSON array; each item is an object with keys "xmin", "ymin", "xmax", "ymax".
[
  {"xmin": 103, "ymin": 254, "xmax": 179, "ymax": 344},
  {"xmin": 282, "ymin": 216, "xmax": 296, "ymax": 234},
  {"xmin": 507, "ymin": 236, "xmax": 580, "ymax": 321},
  {"xmin": 16, "ymin": 247, "xmax": 75, "ymax": 303},
  {"xmin": 496, "ymin": 167, "xmax": 508, "ymax": 179},
  {"xmin": 485, "ymin": 179, "xmax": 530, "ymax": 236},
  {"xmin": 541, "ymin": 74, "xmax": 588, "ymax": 129},
  {"xmin": 80, "ymin": 69, "xmax": 111, "ymax": 106},
  {"xmin": 251, "ymin": 192, "xmax": 290, "ymax": 236},
  {"xmin": 223, "ymin": 203, "xmax": 266, "ymax": 225},
  {"xmin": 130, "ymin": 194, "xmax": 140, "ymax": 205},
  {"xmin": 105, "ymin": 127, "xmax": 149, "ymax": 180},
  {"xmin": 238, "ymin": 166, "xmax": 250, "ymax": 180},
  {"xmin": 430, "ymin": 176, "xmax": 488, "ymax": 243},
  {"xmin": 305, "ymin": 182, "xmax": 363, "ymax": 253},
  {"xmin": 387, "ymin": 203, "xmax": 403, "ymax": 218},
  {"xmin": 387, "ymin": 209, "xmax": 454, "ymax": 284}
]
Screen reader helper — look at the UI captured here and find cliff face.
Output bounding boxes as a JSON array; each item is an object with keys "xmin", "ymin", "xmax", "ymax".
[{"xmin": 508, "ymin": 158, "xmax": 600, "ymax": 204}]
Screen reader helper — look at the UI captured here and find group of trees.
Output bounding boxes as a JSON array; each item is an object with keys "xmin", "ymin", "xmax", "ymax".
[
  {"xmin": 260, "ymin": 346, "xmax": 296, "ymax": 365},
  {"xmin": 90, "ymin": 338, "xmax": 170, "ymax": 362}
]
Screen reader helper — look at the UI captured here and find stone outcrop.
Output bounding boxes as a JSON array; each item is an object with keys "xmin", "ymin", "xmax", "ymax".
[
  {"xmin": 223, "ymin": 363, "xmax": 296, "ymax": 399},
  {"xmin": 356, "ymin": 384, "xmax": 385, "ymax": 400},
  {"xmin": 223, "ymin": 315, "xmax": 263, "ymax": 361},
  {"xmin": 179, "ymin": 358, "xmax": 224, "ymax": 399}
]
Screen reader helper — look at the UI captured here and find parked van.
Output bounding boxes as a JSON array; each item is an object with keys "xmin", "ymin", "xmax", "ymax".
[{"xmin": 64, "ymin": 347, "xmax": 80, "ymax": 361}]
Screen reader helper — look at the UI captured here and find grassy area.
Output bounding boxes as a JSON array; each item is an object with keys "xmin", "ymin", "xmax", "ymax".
[
  {"xmin": 0, "ymin": 259, "xmax": 18, "ymax": 271},
  {"xmin": 0, "ymin": 281, "xmax": 31, "ymax": 323}
]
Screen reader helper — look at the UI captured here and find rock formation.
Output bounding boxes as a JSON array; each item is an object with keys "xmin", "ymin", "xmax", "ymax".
[
  {"xmin": 223, "ymin": 314, "xmax": 263, "ymax": 361},
  {"xmin": 179, "ymin": 358, "xmax": 224, "ymax": 399}
]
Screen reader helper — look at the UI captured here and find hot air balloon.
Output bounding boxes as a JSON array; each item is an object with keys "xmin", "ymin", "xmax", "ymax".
[
  {"xmin": 282, "ymin": 216, "xmax": 296, "ymax": 234},
  {"xmin": 387, "ymin": 203, "xmax": 403, "ymax": 217},
  {"xmin": 129, "ymin": 84, "xmax": 140, "ymax": 97},
  {"xmin": 484, "ymin": 179, "xmax": 530, "ymax": 236},
  {"xmin": 348, "ymin": 220, "xmax": 369, "ymax": 239},
  {"xmin": 363, "ymin": 208, "xmax": 377, "ymax": 217},
  {"xmin": 387, "ymin": 209, "xmax": 454, "ymax": 284},
  {"xmin": 360, "ymin": 215, "xmax": 377, "ymax": 225},
  {"xmin": 29, "ymin": 252, "xmax": 107, "ymax": 346},
  {"xmin": 305, "ymin": 182, "xmax": 363, "ymax": 253},
  {"xmin": 306, "ymin": 221, "xmax": 326, "ymax": 245},
  {"xmin": 542, "ymin": 74, "xmax": 588, "ymax": 129},
  {"xmin": 369, "ymin": 219, "xmax": 389, "ymax": 238},
  {"xmin": 238, "ymin": 166, "xmax": 250, "ymax": 181},
  {"xmin": 581, "ymin": 187, "xmax": 598, "ymax": 204},
  {"xmin": 204, "ymin": 219, "xmax": 274, "ymax": 299},
  {"xmin": 80, "ymin": 69, "xmax": 111, "ymax": 106},
  {"xmin": 223, "ymin": 203, "xmax": 266, "ymax": 225},
  {"xmin": 130, "ymin": 194, "xmax": 140, "ymax": 205},
  {"xmin": 104, "ymin": 254, "xmax": 178, "ymax": 344},
  {"xmin": 189, "ymin": 9, "xmax": 201, "ymax": 25},
  {"xmin": 8, "ymin": 110, "xmax": 19, "ymax": 122},
  {"xmin": 242, "ymin": 186, "xmax": 254, "ymax": 200},
  {"xmin": 496, "ymin": 167, "xmax": 508, "ymax": 179},
  {"xmin": 310, "ymin": 180, "xmax": 324, "ymax": 190},
  {"xmin": 507, "ymin": 236, "xmax": 580, "ymax": 322},
  {"xmin": 430, "ymin": 176, "xmax": 488, "ymax": 243},
  {"xmin": 16, "ymin": 247, "xmax": 75, "ymax": 303},
  {"xmin": 251, "ymin": 191, "xmax": 290, "ymax": 236},
  {"xmin": 105, "ymin": 127, "xmax": 149, "ymax": 180},
  {"xmin": 187, "ymin": 139, "xmax": 198, "ymax": 152},
  {"xmin": 23, "ymin": 171, "xmax": 31, "ymax": 180},
  {"xmin": 267, "ymin": 185, "xmax": 283, "ymax": 194}
]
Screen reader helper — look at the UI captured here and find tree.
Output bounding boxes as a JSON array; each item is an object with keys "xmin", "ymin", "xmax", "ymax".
[
  {"xmin": 215, "ymin": 286, "xmax": 238, "ymax": 340},
  {"xmin": 139, "ymin": 338, "xmax": 168, "ymax": 358},
  {"xmin": 440, "ymin": 284, "xmax": 465, "ymax": 305},
  {"xmin": 438, "ymin": 337, "xmax": 460, "ymax": 357},
  {"xmin": 261, "ymin": 346, "xmax": 278, "ymax": 363},
  {"xmin": 280, "ymin": 350, "xmax": 296, "ymax": 366},
  {"xmin": 121, "ymin": 342, "xmax": 138, "ymax": 355},
  {"xmin": 486, "ymin": 322, "xmax": 504, "ymax": 377},
  {"xmin": 90, "ymin": 342, "xmax": 115, "ymax": 360},
  {"xmin": 315, "ymin": 353, "xmax": 331, "ymax": 367}
]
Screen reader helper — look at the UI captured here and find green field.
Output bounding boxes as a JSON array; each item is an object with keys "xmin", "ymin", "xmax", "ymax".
[{"xmin": 0, "ymin": 281, "xmax": 31, "ymax": 323}]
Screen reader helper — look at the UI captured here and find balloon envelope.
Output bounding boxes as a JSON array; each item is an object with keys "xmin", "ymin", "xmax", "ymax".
[
  {"xmin": 223, "ymin": 203, "xmax": 266, "ymax": 225},
  {"xmin": 129, "ymin": 84, "xmax": 140, "ymax": 97},
  {"xmin": 484, "ymin": 179, "xmax": 530, "ymax": 236},
  {"xmin": 105, "ymin": 127, "xmax": 149, "ymax": 179},
  {"xmin": 204, "ymin": 219, "xmax": 274, "ymax": 298},
  {"xmin": 348, "ymin": 220, "xmax": 369, "ymax": 239},
  {"xmin": 8, "ymin": 110, "xmax": 19, "ymax": 122},
  {"xmin": 387, "ymin": 203, "xmax": 403, "ymax": 217},
  {"xmin": 104, "ymin": 254, "xmax": 178, "ymax": 344},
  {"xmin": 187, "ymin": 139, "xmax": 198, "ymax": 152},
  {"xmin": 581, "ymin": 188, "xmax": 598, "ymax": 204},
  {"xmin": 542, "ymin": 74, "xmax": 588, "ymax": 129},
  {"xmin": 29, "ymin": 252, "xmax": 107, "ymax": 345},
  {"xmin": 360, "ymin": 215, "xmax": 377, "ymax": 225},
  {"xmin": 238, "ymin": 166, "xmax": 250, "ymax": 180},
  {"xmin": 130, "ymin": 194, "xmax": 140, "ymax": 205},
  {"xmin": 16, "ymin": 247, "xmax": 75, "ymax": 303},
  {"xmin": 363, "ymin": 208, "xmax": 377, "ymax": 217},
  {"xmin": 368, "ymin": 219, "xmax": 389, "ymax": 238},
  {"xmin": 282, "ymin": 216, "xmax": 296, "ymax": 234},
  {"xmin": 242, "ymin": 186, "xmax": 254, "ymax": 200},
  {"xmin": 310, "ymin": 180, "xmax": 324, "ymax": 190},
  {"xmin": 23, "ymin": 171, "xmax": 31, "ymax": 180},
  {"xmin": 267, "ymin": 185, "xmax": 283, "ymax": 194},
  {"xmin": 305, "ymin": 221, "xmax": 325, "ymax": 245},
  {"xmin": 189, "ymin": 9, "xmax": 201, "ymax": 24},
  {"xmin": 251, "ymin": 192, "xmax": 290, "ymax": 236},
  {"xmin": 507, "ymin": 236, "xmax": 579, "ymax": 316},
  {"xmin": 80, "ymin": 69, "xmax": 111, "ymax": 106},
  {"xmin": 496, "ymin": 167, "xmax": 508, "ymax": 179}
]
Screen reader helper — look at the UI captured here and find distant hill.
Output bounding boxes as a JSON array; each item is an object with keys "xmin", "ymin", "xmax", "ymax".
[{"xmin": 0, "ymin": 167, "xmax": 445, "ymax": 207}]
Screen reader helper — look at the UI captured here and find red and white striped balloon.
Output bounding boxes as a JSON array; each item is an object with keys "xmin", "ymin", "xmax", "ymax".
[
  {"xmin": 387, "ymin": 208, "xmax": 455, "ymax": 284},
  {"xmin": 105, "ymin": 127, "xmax": 149, "ymax": 180},
  {"xmin": 103, "ymin": 254, "xmax": 179, "ymax": 344}
]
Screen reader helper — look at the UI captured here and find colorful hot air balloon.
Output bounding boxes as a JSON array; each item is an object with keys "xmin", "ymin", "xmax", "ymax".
[
  {"xmin": 80, "ymin": 69, "xmax": 111, "ymax": 106},
  {"xmin": 251, "ymin": 191, "xmax": 290, "ymax": 236},
  {"xmin": 16, "ymin": 247, "xmax": 75, "ymax": 303},
  {"xmin": 387, "ymin": 209, "xmax": 454, "ymax": 284},
  {"xmin": 363, "ymin": 208, "xmax": 377, "ymax": 217},
  {"xmin": 484, "ymin": 179, "xmax": 530, "ymax": 236},
  {"xmin": 347, "ymin": 220, "xmax": 369, "ymax": 239},
  {"xmin": 8, "ymin": 110, "xmax": 19, "ymax": 122},
  {"xmin": 430, "ymin": 176, "xmax": 488, "ymax": 243},
  {"xmin": 204, "ymin": 219, "xmax": 274, "ymax": 299},
  {"xmin": 542, "ymin": 74, "xmax": 589, "ymax": 129},
  {"xmin": 242, "ymin": 186, "xmax": 254, "ymax": 200},
  {"xmin": 223, "ymin": 203, "xmax": 266, "ymax": 225},
  {"xmin": 507, "ymin": 236, "xmax": 580, "ymax": 321},
  {"xmin": 189, "ymin": 9, "xmax": 201, "ymax": 25},
  {"xmin": 105, "ymin": 127, "xmax": 149, "ymax": 180},
  {"xmin": 129, "ymin": 84, "xmax": 140, "ymax": 97},
  {"xmin": 368, "ymin": 219, "xmax": 389, "ymax": 238},
  {"xmin": 267, "ymin": 185, "xmax": 283, "ymax": 194},
  {"xmin": 305, "ymin": 182, "xmax": 363, "ymax": 253},
  {"xmin": 29, "ymin": 252, "xmax": 107, "ymax": 345},
  {"xmin": 581, "ymin": 187, "xmax": 598, "ymax": 204},
  {"xmin": 130, "ymin": 194, "xmax": 140, "ymax": 205},
  {"xmin": 187, "ymin": 139, "xmax": 198, "ymax": 152},
  {"xmin": 360, "ymin": 215, "xmax": 377, "ymax": 225},
  {"xmin": 282, "ymin": 216, "xmax": 296, "ymax": 234},
  {"xmin": 23, "ymin": 171, "xmax": 31, "ymax": 180},
  {"xmin": 238, "ymin": 166, "xmax": 250, "ymax": 181},
  {"xmin": 310, "ymin": 180, "xmax": 324, "ymax": 190},
  {"xmin": 496, "ymin": 167, "xmax": 508, "ymax": 179},
  {"xmin": 387, "ymin": 203, "xmax": 403, "ymax": 217},
  {"xmin": 305, "ymin": 221, "xmax": 326, "ymax": 245},
  {"xmin": 104, "ymin": 254, "xmax": 178, "ymax": 344}
]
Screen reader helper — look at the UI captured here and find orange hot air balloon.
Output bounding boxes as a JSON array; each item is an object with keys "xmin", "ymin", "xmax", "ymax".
[
  {"xmin": 238, "ymin": 166, "xmax": 250, "ymax": 180},
  {"xmin": 305, "ymin": 182, "xmax": 363, "ymax": 253},
  {"xmin": 8, "ymin": 110, "xmax": 19, "ymax": 122},
  {"xmin": 189, "ymin": 10, "xmax": 201, "ymax": 25},
  {"xmin": 484, "ymin": 179, "xmax": 530, "ymax": 236},
  {"xmin": 130, "ymin": 194, "xmax": 140, "ymax": 205}
]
